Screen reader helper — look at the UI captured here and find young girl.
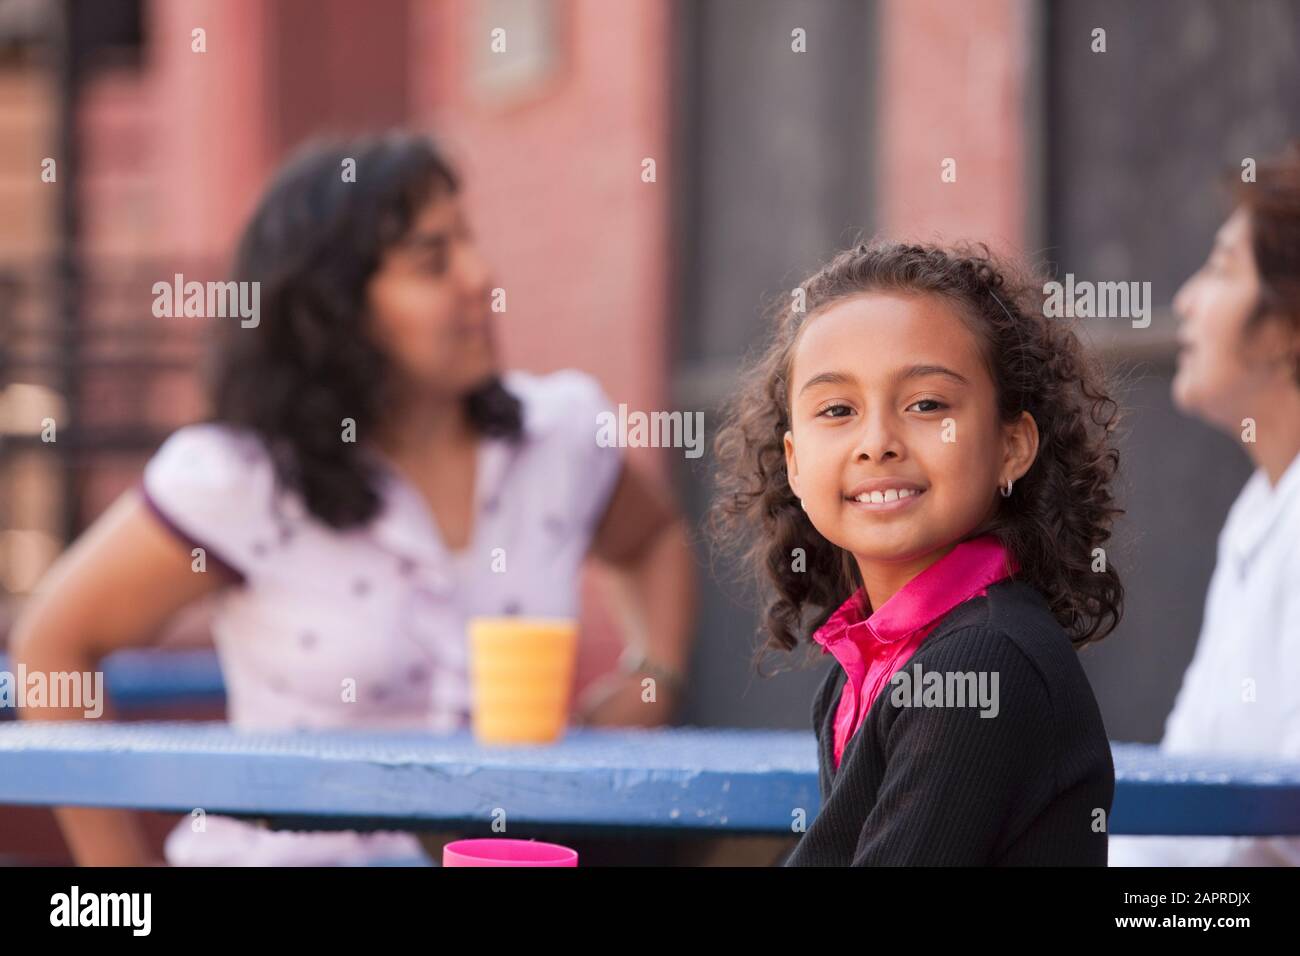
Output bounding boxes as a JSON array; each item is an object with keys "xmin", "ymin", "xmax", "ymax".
[{"xmin": 713, "ymin": 241, "xmax": 1123, "ymax": 866}]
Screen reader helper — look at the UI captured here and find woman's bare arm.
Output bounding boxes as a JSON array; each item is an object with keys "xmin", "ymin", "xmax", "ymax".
[
  {"xmin": 9, "ymin": 488, "xmax": 234, "ymax": 865},
  {"xmin": 579, "ymin": 463, "xmax": 697, "ymax": 726}
]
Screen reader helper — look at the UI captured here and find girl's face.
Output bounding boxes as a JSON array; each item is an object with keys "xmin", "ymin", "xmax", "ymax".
[
  {"xmin": 366, "ymin": 193, "xmax": 499, "ymax": 397},
  {"xmin": 1172, "ymin": 206, "xmax": 1291, "ymax": 430},
  {"xmin": 783, "ymin": 292, "xmax": 1037, "ymax": 573}
]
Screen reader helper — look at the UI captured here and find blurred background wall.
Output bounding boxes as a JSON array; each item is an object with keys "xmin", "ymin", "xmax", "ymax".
[{"xmin": 0, "ymin": 0, "xmax": 1298, "ymax": 805}]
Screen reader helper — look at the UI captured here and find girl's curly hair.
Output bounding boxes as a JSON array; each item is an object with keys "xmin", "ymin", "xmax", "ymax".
[{"xmin": 710, "ymin": 240, "xmax": 1124, "ymax": 666}]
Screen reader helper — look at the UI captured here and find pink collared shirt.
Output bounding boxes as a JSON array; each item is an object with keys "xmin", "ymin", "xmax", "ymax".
[{"xmin": 812, "ymin": 535, "xmax": 1018, "ymax": 770}]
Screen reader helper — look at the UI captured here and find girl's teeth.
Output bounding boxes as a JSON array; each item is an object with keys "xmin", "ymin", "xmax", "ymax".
[{"xmin": 852, "ymin": 488, "xmax": 918, "ymax": 503}]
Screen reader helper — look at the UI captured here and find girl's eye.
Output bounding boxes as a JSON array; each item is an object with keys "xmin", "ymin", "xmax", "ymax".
[
  {"xmin": 906, "ymin": 398, "xmax": 947, "ymax": 413},
  {"xmin": 421, "ymin": 253, "xmax": 449, "ymax": 275},
  {"xmin": 816, "ymin": 403, "xmax": 853, "ymax": 419}
]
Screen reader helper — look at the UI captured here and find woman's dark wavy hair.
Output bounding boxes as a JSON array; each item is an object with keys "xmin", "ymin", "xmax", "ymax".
[
  {"xmin": 710, "ymin": 240, "xmax": 1124, "ymax": 667},
  {"xmin": 206, "ymin": 131, "xmax": 522, "ymax": 529}
]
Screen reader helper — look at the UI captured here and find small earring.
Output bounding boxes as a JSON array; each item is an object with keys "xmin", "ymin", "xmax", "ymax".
[
  {"xmin": 1000, "ymin": 479, "xmax": 1013, "ymax": 498},
  {"xmin": 799, "ymin": 498, "xmax": 807, "ymax": 511}
]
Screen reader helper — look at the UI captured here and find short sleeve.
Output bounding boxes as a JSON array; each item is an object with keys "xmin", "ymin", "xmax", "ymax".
[{"xmin": 139, "ymin": 423, "xmax": 278, "ymax": 583}]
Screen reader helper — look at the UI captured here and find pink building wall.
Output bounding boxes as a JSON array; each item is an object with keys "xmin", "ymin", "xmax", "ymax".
[
  {"xmin": 413, "ymin": 0, "xmax": 674, "ymax": 477},
  {"xmin": 878, "ymin": 0, "xmax": 1029, "ymax": 250}
]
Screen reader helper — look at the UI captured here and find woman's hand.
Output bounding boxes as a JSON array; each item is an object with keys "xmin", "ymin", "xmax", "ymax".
[
  {"xmin": 572, "ymin": 669, "xmax": 679, "ymax": 728},
  {"xmin": 582, "ymin": 463, "xmax": 696, "ymax": 730}
]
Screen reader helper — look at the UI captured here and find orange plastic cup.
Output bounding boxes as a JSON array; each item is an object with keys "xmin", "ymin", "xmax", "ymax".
[{"xmin": 467, "ymin": 617, "xmax": 578, "ymax": 744}]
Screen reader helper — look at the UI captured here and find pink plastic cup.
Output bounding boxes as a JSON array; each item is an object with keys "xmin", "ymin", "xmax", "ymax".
[{"xmin": 442, "ymin": 838, "xmax": 578, "ymax": 867}]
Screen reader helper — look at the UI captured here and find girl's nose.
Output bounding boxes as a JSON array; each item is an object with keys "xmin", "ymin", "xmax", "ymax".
[{"xmin": 851, "ymin": 413, "xmax": 904, "ymax": 462}]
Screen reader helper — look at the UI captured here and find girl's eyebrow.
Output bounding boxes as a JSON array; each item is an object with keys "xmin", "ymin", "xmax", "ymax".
[
  {"xmin": 798, "ymin": 364, "xmax": 969, "ymax": 396},
  {"xmin": 896, "ymin": 364, "xmax": 970, "ymax": 386},
  {"xmin": 797, "ymin": 370, "xmax": 856, "ymax": 396}
]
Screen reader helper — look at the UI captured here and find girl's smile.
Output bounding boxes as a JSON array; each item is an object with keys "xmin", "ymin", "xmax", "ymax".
[{"xmin": 843, "ymin": 479, "xmax": 928, "ymax": 513}]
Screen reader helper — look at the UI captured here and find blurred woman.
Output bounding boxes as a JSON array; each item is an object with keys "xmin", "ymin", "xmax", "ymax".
[
  {"xmin": 11, "ymin": 131, "xmax": 695, "ymax": 866},
  {"xmin": 1111, "ymin": 144, "xmax": 1300, "ymax": 866}
]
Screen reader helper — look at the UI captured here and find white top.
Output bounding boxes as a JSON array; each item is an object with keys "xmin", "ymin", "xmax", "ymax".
[
  {"xmin": 1110, "ymin": 449, "xmax": 1300, "ymax": 866},
  {"xmin": 140, "ymin": 369, "xmax": 623, "ymax": 865}
]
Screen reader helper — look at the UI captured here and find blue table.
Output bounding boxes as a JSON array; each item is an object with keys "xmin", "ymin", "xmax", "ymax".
[
  {"xmin": 0, "ymin": 721, "xmax": 1298, "ymax": 836},
  {"xmin": 0, "ymin": 651, "xmax": 225, "ymax": 716}
]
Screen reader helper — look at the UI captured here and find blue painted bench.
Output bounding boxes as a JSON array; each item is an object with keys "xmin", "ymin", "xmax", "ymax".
[
  {"xmin": 0, "ymin": 651, "xmax": 226, "ymax": 717},
  {"xmin": 0, "ymin": 721, "xmax": 1298, "ymax": 837}
]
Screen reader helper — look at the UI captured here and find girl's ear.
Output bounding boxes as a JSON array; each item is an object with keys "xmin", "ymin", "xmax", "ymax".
[
  {"xmin": 1001, "ymin": 411, "xmax": 1040, "ymax": 486},
  {"xmin": 783, "ymin": 429, "xmax": 800, "ymax": 498}
]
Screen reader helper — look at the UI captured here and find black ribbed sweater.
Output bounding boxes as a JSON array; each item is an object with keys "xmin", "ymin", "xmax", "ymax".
[{"xmin": 784, "ymin": 580, "xmax": 1113, "ymax": 866}]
